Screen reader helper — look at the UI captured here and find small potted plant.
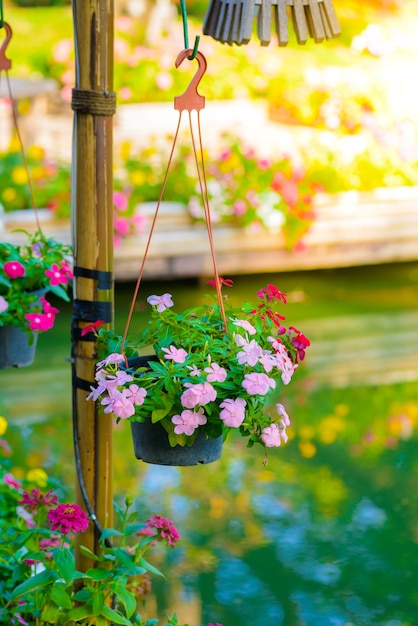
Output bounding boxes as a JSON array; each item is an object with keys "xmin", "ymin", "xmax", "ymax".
[
  {"xmin": 90, "ymin": 279, "xmax": 310, "ymax": 466},
  {"xmin": 0, "ymin": 229, "xmax": 73, "ymax": 369}
]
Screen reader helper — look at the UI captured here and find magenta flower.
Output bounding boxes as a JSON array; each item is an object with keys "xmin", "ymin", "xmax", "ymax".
[
  {"xmin": 204, "ymin": 362, "xmax": 227, "ymax": 383},
  {"xmin": 0, "ymin": 296, "xmax": 8, "ymax": 313},
  {"xmin": 242, "ymin": 372, "xmax": 275, "ymax": 395},
  {"xmin": 113, "ymin": 190, "xmax": 129, "ymax": 211},
  {"xmin": 19, "ymin": 488, "xmax": 59, "ymax": 513},
  {"xmin": 147, "ymin": 293, "xmax": 173, "ymax": 312},
  {"xmin": 4, "ymin": 473, "xmax": 22, "ymax": 489},
  {"xmin": 181, "ymin": 382, "xmax": 217, "ymax": 408},
  {"xmin": 257, "ymin": 284, "xmax": 287, "ymax": 303},
  {"xmin": 25, "ymin": 311, "xmax": 56, "ymax": 332},
  {"xmin": 45, "ymin": 262, "xmax": 70, "ymax": 286},
  {"xmin": 47, "ymin": 503, "xmax": 89, "ymax": 534},
  {"xmin": 40, "ymin": 297, "xmax": 59, "ymax": 315},
  {"xmin": 261, "ymin": 423, "xmax": 282, "ymax": 447},
  {"xmin": 219, "ymin": 398, "xmax": 246, "ymax": 428},
  {"xmin": 162, "ymin": 345, "xmax": 188, "ymax": 363},
  {"xmin": 138, "ymin": 514, "xmax": 180, "ymax": 547},
  {"xmin": 172, "ymin": 407, "xmax": 207, "ymax": 435},
  {"xmin": 14, "ymin": 613, "xmax": 29, "ymax": 626},
  {"xmin": 231, "ymin": 318, "xmax": 256, "ymax": 335},
  {"xmin": 3, "ymin": 260, "xmax": 25, "ymax": 279},
  {"xmin": 236, "ymin": 338, "xmax": 263, "ymax": 366},
  {"xmin": 125, "ymin": 384, "xmax": 147, "ymax": 406}
]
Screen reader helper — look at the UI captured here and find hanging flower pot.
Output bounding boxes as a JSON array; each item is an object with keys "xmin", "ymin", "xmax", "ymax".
[
  {"xmin": 0, "ymin": 229, "xmax": 73, "ymax": 368},
  {"xmin": 90, "ymin": 281, "xmax": 310, "ymax": 464},
  {"xmin": 0, "ymin": 325, "xmax": 38, "ymax": 369}
]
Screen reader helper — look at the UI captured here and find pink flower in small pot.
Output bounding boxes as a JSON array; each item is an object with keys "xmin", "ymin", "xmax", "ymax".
[
  {"xmin": 3, "ymin": 260, "xmax": 25, "ymax": 279},
  {"xmin": 45, "ymin": 262, "xmax": 71, "ymax": 286},
  {"xmin": 261, "ymin": 423, "xmax": 282, "ymax": 447},
  {"xmin": 181, "ymin": 382, "xmax": 217, "ymax": 408},
  {"xmin": 0, "ymin": 296, "xmax": 8, "ymax": 313},
  {"xmin": 47, "ymin": 503, "xmax": 89, "ymax": 534},
  {"xmin": 25, "ymin": 312, "xmax": 56, "ymax": 332},
  {"xmin": 162, "ymin": 345, "xmax": 188, "ymax": 363},
  {"xmin": 147, "ymin": 293, "xmax": 173, "ymax": 312},
  {"xmin": 242, "ymin": 372, "xmax": 275, "ymax": 396},
  {"xmin": 172, "ymin": 407, "xmax": 207, "ymax": 435},
  {"xmin": 219, "ymin": 398, "xmax": 247, "ymax": 428}
]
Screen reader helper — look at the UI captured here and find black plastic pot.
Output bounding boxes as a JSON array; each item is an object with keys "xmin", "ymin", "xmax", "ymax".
[
  {"xmin": 0, "ymin": 326, "xmax": 38, "ymax": 369},
  {"xmin": 127, "ymin": 354, "xmax": 223, "ymax": 466},
  {"xmin": 130, "ymin": 419, "xmax": 223, "ymax": 466}
]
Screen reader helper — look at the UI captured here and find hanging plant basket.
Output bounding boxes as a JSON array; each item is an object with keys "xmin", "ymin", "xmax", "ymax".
[
  {"xmin": 126, "ymin": 355, "xmax": 223, "ymax": 466},
  {"xmin": 0, "ymin": 325, "xmax": 38, "ymax": 369}
]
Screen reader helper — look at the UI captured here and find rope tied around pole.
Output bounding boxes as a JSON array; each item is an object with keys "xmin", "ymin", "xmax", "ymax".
[{"xmin": 71, "ymin": 87, "xmax": 117, "ymax": 116}]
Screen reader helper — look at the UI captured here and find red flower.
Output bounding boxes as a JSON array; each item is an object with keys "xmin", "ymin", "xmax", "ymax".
[
  {"xmin": 257, "ymin": 284, "xmax": 287, "ymax": 303},
  {"xmin": 81, "ymin": 320, "xmax": 105, "ymax": 337},
  {"xmin": 137, "ymin": 514, "xmax": 180, "ymax": 547},
  {"xmin": 207, "ymin": 277, "xmax": 234, "ymax": 289},
  {"xmin": 289, "ymin": 327, "xmax": 310, "ymax": 362},
  {"xmin": 3, "ymin": 261, "xmax": 25, "ymax": 279},
  {"xmin": 47, "ymin": 503, "xmax": 89, "ymax": 534}
]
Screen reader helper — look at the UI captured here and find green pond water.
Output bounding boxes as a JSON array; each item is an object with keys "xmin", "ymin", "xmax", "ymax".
[{"xmin": 1, "ymin": 262, "xmax": 418, "ymax": 626}]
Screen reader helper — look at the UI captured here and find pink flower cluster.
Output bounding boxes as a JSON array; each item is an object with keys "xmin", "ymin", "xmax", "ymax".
[
  {"xmin": 261, "ymin": 403, "xmax": 291, "ymax": 448},
  {"xmin": 47, "ymin": 503, "xmax": 89, "ymax": 534},
  {"xmin": 88, "ymin": 353, "xmax": 148, "ymax": 420},
  {"xmin": 137, "ymin": 514, "xmax": 180, "ymax": 547}
]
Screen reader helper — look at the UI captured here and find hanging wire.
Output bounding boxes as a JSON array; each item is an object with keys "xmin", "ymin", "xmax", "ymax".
[{"xmin": 179, "ymin": 0, "xmax": 200, "ymax": 60}]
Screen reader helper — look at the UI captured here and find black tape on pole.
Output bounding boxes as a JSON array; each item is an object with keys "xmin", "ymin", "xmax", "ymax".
[
  {"xmin": 73, "ymin": 266, "xmax": 113, "ymax": 290},
  {"xmin": 73, "ymin": 299, "xmax": 113, "ymax": 323}
]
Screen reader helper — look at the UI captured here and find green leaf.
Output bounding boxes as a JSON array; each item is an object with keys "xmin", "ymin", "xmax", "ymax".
[
  {"xmin": 11, "ymin": 569, "xmax": 59, "ymax": 600},
  {"xmin": 101, "ymin": 603, "xmax": 133, "ymax": 625},
  {"xmin": 53, "ymin": 547, "xmax": 75, "ymax": 584},
  {"xmin": 99, "ymin": 527, "xmax": 124, "ymax": 541},
  {"xmin": 79, "ymin": 545, "xmax": 100, "ymax": 561},
  {"xmin": 112, "ymin": 583, "xmax": 137, "ymax": 619},
  {"xmin": 85, "ymin": 567, "xmax": 112, "ymax": 581},
  {"xmin": 137, "ymin": 556, "xmax": 164, "ymax": 577},
  {"xmin": 40, "ymin": 600, "xmax": 60, "ymax": 622},
  {"xmin": 74, "ymin": 588, "xmax": 91, "ymax": 602},
  {"xmin": 48, "ymin": 582, "xmax": 73, "ymax": 610},
  {"xmin": 151, "ymin": 407, "xmax": 171, "ymax": 423},
  {"xmin": 92, "ymin": 591, "xmax": 105, "ymax": 615},
  {"xmin": 65, "ymin": 604, "xmax": 96, "ymax": 621}
]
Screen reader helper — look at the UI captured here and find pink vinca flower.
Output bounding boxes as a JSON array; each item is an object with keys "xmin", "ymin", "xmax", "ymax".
[
  {"xmin": 0, "ymin": 296, "xmax": 8, "ymax": 313},
  {"xmin": 162, "ymin": 345, "xmax": 188, "ymax": 363},
  {"xmin": 236, "ymin": 339, "xmax": 263, "ymax": 367},
  {"xmin": 45, "ymin": 263, "xmax": 70, "ymax": 286},
  {"xmin": 172, "ymin": 407, "xmax": 207, "ymax": 435},
  {"xmin": 125, "ymin": 384, "xmax": 147, "ymax": 406},
  {"xmin": 231, "ymin": 318, "xmax": 256, "ymax": 335},
  {"xmin": 204, "ymin": 362, "xmax": 227, "ymax": 383},
  {"xmin": 40, "ymin": 297, "xmax": 59, "ymax": 315},
  {"xmin": 181, "ymin": 382, "xmax": 217, "ymax": 408},
  {"xmin": 112, "ymin": 392, "xmax": 135, "ymax": 419},
  {"xmin": 47, "ymin": 503, "xmax": 89, "ymax": 534},
  {"xmin": 242, "ymin": 372, "xmax": 276, "ymax": 396},
  {"xmin": 261, "ymin": 423, "xmax": 282, "ymax": 447},
  {"xmin": 96, "ymin": 353, "xmax": 125, "ymax": 369},
  {"xmin": 219, "ymin": 398, "xmax": 247, "ymax": 428},
  {"xmin": 187, "ymin": 365, "xmax": 201, "ymax": 377},
  {"xmin": 25, "ymin": 312, "xmax": 56, "ymax": 332},
  {"xmin": 147, "ymin": 293, "xmax": 173, "ymax": 312},
  {"xmin": 3, "ymin": 260, "xmax": 25, "ymax": 279},
  {"xmin": 276, "ymin": 403, "xmax": 290, "ymax": 427}
]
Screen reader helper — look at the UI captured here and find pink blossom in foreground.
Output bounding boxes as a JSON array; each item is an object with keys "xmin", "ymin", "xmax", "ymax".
[
  {"xmin": 137, "ymin": 514, "xmax": 180, "ymax": 547},
  {"xmin": 45, "ymin": 263, "xmax": 70, "ymax": 286},
  {"xmin": 112, "ymin": 392, "xmax": 136, "ymax": 419},
  {"xmin": 204, "ymin": 362, "xmax": 227, "ymax": 383},
  {"xmin": 261, "ymin": 423, "xmax": 282, "ymax": 447},
  {"xmin": 3, "ymin": 260, "xmax": 25, "ymax": 279},
  {"xmin": 47, "ymin": 503, "xmax": 89, "ymax": 534},
  {"xmin": 162, "ymin": 345, "xmax": 188, "ymax": 363},
  {"xmin": 0, "ymin": 295, "xmax": 8, "ymax": 312},
  {"xmin": 231, "ymin": 318, "xmax": 256, "ymax": 335},
  {"xmin": 242, "ymin": 372, "xmax": 275, "ymax": 395},
  {"xmin": 125, "ymin": 384, "xmax": 147, "ymax": 406},
  {"xmin": 172, "ymin": 407, "xmax": 207, "ymax": 435},
  {"xmin": 147, "ymin": 293, "xmax": 173, "ymax": 312},
  {"xmin": 181, "ymin": 382, "xmax": 217, "ymax": 408},
  {"xmin": 219, "ymin": 398, "xmax": 246, "ymax": 428},
  {"xmin": 101, "ymin": 390, "xmax": 125, "ymax": 414},
  {"xmin": 4, "ymin": 473, "xmax": 22, "ymax": 490}
]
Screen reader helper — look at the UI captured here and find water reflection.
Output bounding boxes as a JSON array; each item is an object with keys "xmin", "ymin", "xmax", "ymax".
[{"xmin": 1, "ymin": 264, "xmax": 418, "ymax": 625}]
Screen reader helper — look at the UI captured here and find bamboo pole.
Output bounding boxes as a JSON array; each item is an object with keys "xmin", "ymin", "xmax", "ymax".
[{"xmin": 71, "ymin": 0, "xmax": 114, "ymax": 569}]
